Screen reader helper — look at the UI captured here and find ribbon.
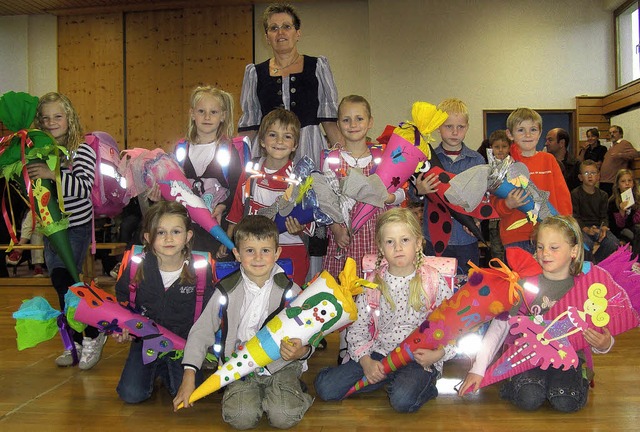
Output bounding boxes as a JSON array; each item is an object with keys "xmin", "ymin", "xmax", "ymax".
[{"xmin": 468, "ymin": 257, "xmax": 526, "ymax": 307}]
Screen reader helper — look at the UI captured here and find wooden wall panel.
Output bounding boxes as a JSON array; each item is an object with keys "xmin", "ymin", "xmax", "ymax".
[
  {"xmin": 575, "ymin": 96, "xmax": 609, "ymax": 153},
  {"xmin": 125, "ymin": 9, "xmax": 185, "ymax": 151},
  {"xmin": 58, "ymin": 14, "xmax": 125, "ymax": 146},
  {"xmin": 182, "ymin": 6, "xmax": 253, "ymax": 132}
]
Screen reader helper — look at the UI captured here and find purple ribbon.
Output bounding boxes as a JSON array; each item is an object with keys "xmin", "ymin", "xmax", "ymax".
[{"xmin": 57, "ymin": 315, "xmax": 79, "ymax": 365}]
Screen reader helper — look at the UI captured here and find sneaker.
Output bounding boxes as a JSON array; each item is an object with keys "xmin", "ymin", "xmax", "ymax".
[
  {"xmin": 109, "ymin": 262, "xmax": 121, "ymax": 279},
  {"xmin": 55, "ymin": 342, "xmax": 82, "ymax": 367},
  {"xmin": 33, "ymin": 265, "xmax": 45, "ymax": 277},
  {"xmin": 6, "ymin": 249, "xmax": 22, "ymax": 265},
  {"xmin": 78, "ymin": 333, "xmax": 107, "ymax": 370}
]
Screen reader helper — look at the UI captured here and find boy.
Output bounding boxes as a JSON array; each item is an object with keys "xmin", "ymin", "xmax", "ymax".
[
  {"xmin": 487, "ymin": 130, "xmax": 511, "ymax": 262},
  {"xmin": 414, "ymin": 98, "xmax": 485, "ymax": 274},
  {"xmin": 571, "ymin": 160, "xmax": 619, "ymax": 262},
  {"xmin": 173, "ymin": 215, "xmax": 313, "ymax": 430},
  {"xmin": 491, "ymin": 108, "xmax": 572, "ymax": 253}
]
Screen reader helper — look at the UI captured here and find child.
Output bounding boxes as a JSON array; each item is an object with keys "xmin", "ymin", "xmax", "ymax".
[
  {"xmin": 607, "ymin": 169, "xmax": 640, "ymax": 256},
  {"xmin": 113, "ymin": 201, "xmax": 214, "ymax": 403},
  {"xmin": 7, "ymin": 210, "xmax": 46, "ymax": 276},
  {"xmin": 30, "ymin": 92, "xmax": 106, "ymax": 369},
  {"xmin": 173, "ymin": 215, "xmax": 313, "ymax": 430},
  {"xmin": 314, "ymin": 208, "xmax": 455, "ymax": 413},
  {"xmin": 414, "ymin": 98, "xmax": 484, "ymax": 274},
  {"xmin": 571, "ymin": 160, "xmax": 619, "ymax": 262},
  {"xmin": 323, "ymin": 95, "xmax": 404, "ymax": 279},
  {"xmin": 224, "ymin": 108, "xmax": 311, "ymax": 286},
  {"xmin": 490, "ymin": 108, "xmax": 572, "ymax": 254},
  {"xmin": 458, "ymin": 216, "xmax": 613, "ymax": 412},
  {"xmin": 486, "ymin": 130, "xmax": 511, "ymax": 263},
  {"xmin": 175, "ymin": 85, "xmax": 242, "ymax": 252}
]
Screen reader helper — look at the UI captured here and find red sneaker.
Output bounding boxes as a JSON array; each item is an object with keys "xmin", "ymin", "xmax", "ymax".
[
  {"xmin": 6, "ymin": 250, "xmax": 22, "ymax": 265},
  {"xmin": 33, "ymin": 265, "xmax": 45, "ymax": 277}
]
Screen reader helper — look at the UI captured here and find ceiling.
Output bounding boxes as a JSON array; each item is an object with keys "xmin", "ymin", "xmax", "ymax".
[{"xmin": 0, "ymin": 0, "xmax": 277, "ymax": 16}]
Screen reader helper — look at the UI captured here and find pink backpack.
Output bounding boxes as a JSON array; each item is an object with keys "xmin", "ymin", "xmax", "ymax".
[{"xmin": 84, "ymin": 131, "xmax": 129, "ymax": 218}]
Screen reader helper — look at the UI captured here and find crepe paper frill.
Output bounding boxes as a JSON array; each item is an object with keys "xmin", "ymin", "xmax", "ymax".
[
  {"xmin": 177, "ymin": 257, "xmax": 370, "ymax": 409},
  {"xmin": 343, "ymin": 247, "xmax": 541, "ymax": 398},
  {"xmin": 70, "ymin": 282, "xmax": 187, "ymax": 364},
  {"xmin": 0, "ymin": 91, "xmax": 80, "ymax": 282},
  {"xmin": 349, "ymin": 102, "xmax": 448, "ymax": 234},
  {"xmin": 256, "ymin": 156, "xmax": 333, "ymax": 233},
  {"xmin": 487, "ymin": 152, "xmax": 558, "ymax": 230},
  {"xmin": 478, "ymin": 246, "xmax": 640, "ymax": 389},
  {"xmin": 119, "ymin": 148, "xmax": 234, "ymax": 250}
]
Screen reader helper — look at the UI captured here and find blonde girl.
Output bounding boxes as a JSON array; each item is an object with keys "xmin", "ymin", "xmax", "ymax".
[
  {"xmin": 315, "ymin": 208, "xmax": 454, "ymax": 413},
  {"xmin": 459, "ymin": 216, "xmax": 613, "ymax": 412}
]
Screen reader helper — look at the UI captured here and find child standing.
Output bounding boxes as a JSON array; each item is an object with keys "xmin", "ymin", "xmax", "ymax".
[
  {"xmin": 607, "ymin": 169, "xmax": 640, "ymax": 256},
  {"xmin": 490, "ymin": 108, "xmax": 572, "ymax": 254},
  {"xmin": 30, "ymin": 92, "xmax": 106, "ymax": 369},
  {"xmin": 314, "ymin": 208, "xmax": 455, "ymax": 413},
  {"xmin": 175, "ymin": 85, "xmax": 242, "ymax": 253},
  {"xmin": 114, "ymin": 201, "xmax": 214, "ymax": 404},
  {"xmin": 571, "ymin": 160, "xmax": 619, "ymax": 262},
  {"xmin": 323, "ymin": 95, "xmax": 404, "ymax": 279},
  {"xmin": 224, "ymin": 108, "xmax": 311, "ymax": 286},
  {"xmin": 486, "ymin": 130, "xmax": 511, "ymax": 262},
  {"xmin": 414, "ymin": 98, "xmax": 484, "ymax": 274},
  {"xmin": 458, "ymin": 216, "xmax": 613, "ymax": 412},
  {"xmin": 173, "ymin": 215, "xmax": 313, "ymax": 430}
]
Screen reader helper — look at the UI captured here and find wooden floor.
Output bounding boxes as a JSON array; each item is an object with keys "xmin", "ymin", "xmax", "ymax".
[{"xmin": 2, "ymin": 278, "xmax": 640, "ymax": 431}]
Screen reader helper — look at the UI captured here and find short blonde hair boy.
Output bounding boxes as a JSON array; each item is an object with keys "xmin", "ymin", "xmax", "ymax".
[
  {"xmin": 437, "ymin": 98, "xmax": 469, "ymax": 122},
  {"xmin": 506, "ymin": 108, "xmax": 542, "ymax": 133}
]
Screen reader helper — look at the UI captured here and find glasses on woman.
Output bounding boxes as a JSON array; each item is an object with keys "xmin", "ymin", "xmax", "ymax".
[{"xmin": 267, "ymin": 23, "xmax": 295, "ymax": 33}]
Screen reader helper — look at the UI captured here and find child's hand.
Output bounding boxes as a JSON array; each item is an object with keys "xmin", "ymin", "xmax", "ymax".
[
  {"xmin": 280, "ymin": 337, "xmax": 310, "ymax": 361},
  {"xmin": 146, "ymin": 184, "xmax": 162, "ymax": 202},
  {"xmin": 26, "ymin": 162, "xmax": 55, "ymax": 181},
  {"xmin": 172, "ymin": 369, "xmax": 196, "ymax": 411},
  {"xmin": 462, "ymin": 219, "xmax": 480, "ymax": 237},
  {"xmin": 111, "ymin": 328, "xmax": 132, "ymax": 343},
  {"xmin": 330, "ymin": 224, "xmax": 350, "ymax": 249},
  {"xmin": 414, "ymin": 172, "xmax": 441, "ymax": 195},
  {"xmin": 584, "ymin": 326, "xmax": 612, "ymax": 352},
  {"xmin": 457, "ymin": 372, "xmax": 483, "ymax": 396},
  {"xmin": 284, "ymin": 217, "xmax": 304, "ymax": 236},
  {"xmin": 216, "ymin": 243, "xmax": 229, "ymax": 259},
  {"xmin": 212, "ymin": 204, "xmax": 226, "ymax": 224},
  {"xmin": 620, "ymin": 201, "xmax": 631, "ymax": 213},
  {"xmin": 413, "ymin": 347, "xmax": 445, "ymax": 370},
  {"xmin": 504, "ymin": 188, "xmax": 530, "ymax": 209},
  {"xmin": 359, "ymin": 355, "xmax": 386, "ymax": 384},
  {"xmin": 384, "ymin": 193, "xmax": 396, "ymax": 205}
]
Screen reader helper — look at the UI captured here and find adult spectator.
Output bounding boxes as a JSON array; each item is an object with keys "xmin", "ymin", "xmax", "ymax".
[
  {"xmin": 238, "ymin": 2, "xmax": 341, "ymax": 164},
  {"xmin": 545, "ymin": 127, "xmax": 580, "ymax": 191},
  {"xmin": 599, "ymin": 125, "xmax": 640, "ymax": 196},
  {"xmin": 578, "ymin": 127, "xmax": 607, "ymax": 169}
]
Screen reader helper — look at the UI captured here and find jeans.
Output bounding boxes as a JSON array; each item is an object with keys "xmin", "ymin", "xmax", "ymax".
[
  {"xmin": 424, "ymin": 241, "xmax": 479, "ymax": 275},
  {"xmin": 117, "ymin": 339, "xmax": 199, "ymax": 404},
  {"xmin": 222, "ymin": 361, "xmax": 312, "ymax": 430},
  {"xmin": 499, "ymin": 360, "xmax": 589, "ymax": 412},
  {"xmin": 314, "ymin": 352, "xmax": 439, "ymax": 413},
  {"xmin": 583, "ymin": 230, "xmax": 619, "ymax": 263},
  {"xmin": 44, "ymin": 222, "xmax": 91, "ymax": 274}
]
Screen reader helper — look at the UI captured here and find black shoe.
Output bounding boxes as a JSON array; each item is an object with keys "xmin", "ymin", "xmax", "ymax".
[
  {"xmin": 337, "ymin": 348, "xmax": 348, "ymax": 365},
  {"xmin": 317, "ymin": 338, "xmax": 327, "ymax": 350}
]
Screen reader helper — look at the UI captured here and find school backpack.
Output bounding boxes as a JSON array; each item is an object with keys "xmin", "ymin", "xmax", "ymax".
[
  {"xmin": 174, "ymin": 136, "xmax": 251, "ymax": 184},
  {"xmin": 84, "ymin": 131, "xmax": 129, "ymax": 218}
]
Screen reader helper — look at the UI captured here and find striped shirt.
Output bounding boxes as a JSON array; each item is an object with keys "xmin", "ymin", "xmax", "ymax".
[{"xmin": 62, "ymin": 143, "xmax": 96, "ymax": 227}]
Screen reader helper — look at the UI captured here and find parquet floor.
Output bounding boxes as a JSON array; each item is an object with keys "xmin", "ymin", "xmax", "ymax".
[{"xmin": 1, "ymin": 276, "xmax": 640, "ymax": 431}]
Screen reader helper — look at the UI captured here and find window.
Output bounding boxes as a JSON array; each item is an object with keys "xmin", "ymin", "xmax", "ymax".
[{"xmin": 616, "ymin": 1, "xmax": 640, "ymax": 87}]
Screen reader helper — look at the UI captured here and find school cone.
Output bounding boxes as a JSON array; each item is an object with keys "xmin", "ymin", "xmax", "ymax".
[
  {"xmin": 343, "ymin": 248, "xmax": 541, "ymax": 398},
  {"xmin": 177, "ymin": 257, "xmax": 368, "ymax": 409},
  {"xmin": 0, "ymin": 92, "xmax": 80, "ymax": 282}
]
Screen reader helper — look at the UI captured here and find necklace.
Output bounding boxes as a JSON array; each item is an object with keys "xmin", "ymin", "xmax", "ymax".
[
  {"xmin": 272, "ymin": 53, "xmax": 300, "ymax": 74},
  {"xmin": 348, "ymin": 148, "xmax": 370, "ymax": 165}
]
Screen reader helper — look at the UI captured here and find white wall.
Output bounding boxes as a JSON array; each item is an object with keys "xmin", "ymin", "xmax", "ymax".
[
  {"xmin": 0, "ymin": 16, "xmax": 30, "ymax": 94},
  {"xmin": 611, "ymin": 108, "xmax": 640, "ymax": 149}
]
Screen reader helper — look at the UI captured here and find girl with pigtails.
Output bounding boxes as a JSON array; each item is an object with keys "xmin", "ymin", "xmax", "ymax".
[{"xmin": 314, "ymin": 208, "xmax": 455, "ymax": 412}]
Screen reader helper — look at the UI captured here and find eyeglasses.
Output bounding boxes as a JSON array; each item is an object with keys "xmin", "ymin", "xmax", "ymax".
[
  {"xmin": 267, "ymin": 23, "xmax": 295, "ymax": 33},
  {"xmin": 581, "ymin": 172, "xmax": 598, "ymax": 176}
]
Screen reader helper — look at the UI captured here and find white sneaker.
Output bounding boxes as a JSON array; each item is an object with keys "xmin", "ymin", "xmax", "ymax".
[
  {"xmin": 109, "ymin": 263, "xmax": 121, "ymax": 279},
  {"xmin": 78, "ymin": 333, "xmax": 107, "ymax": 370},
  {"xmin": 55, "ymin": 342, "xmax": 82, "ymax": 367}
]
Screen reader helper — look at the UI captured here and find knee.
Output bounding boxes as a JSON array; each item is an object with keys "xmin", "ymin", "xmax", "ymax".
[
  {"xmin": 511, "ymin": 384, "xmax": 547, "ymax": 411},
  {"xmin": 223, "ymin": 406, "xmax": 262, "ymax": 430},
  {"xmin": 268, "ymin": 408, "xmax": 305, "ymax": 430},
  {"xmin": 548, "ymin": 388, "xmax": 587, "ymax": 413},
  {"xmin": 117, "ymin": 385, "xmax": 150, "ymax": 404},
  {"xmin": 313, "ymin": 368, "xmax": 339, "ymax": 401}
]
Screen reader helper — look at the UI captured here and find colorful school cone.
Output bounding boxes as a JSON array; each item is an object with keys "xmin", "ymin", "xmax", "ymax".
[
  {"xmin": 477, "ymin": 247, "xmax": 640, "ymax": 390},
  {"xmin": 177, "ymin": 257, "xmax": 368, "ymax": 409},
  {"xmin": 70, "ymin": 282, "xmax": 187, "ymax": 364},
  {"xmin": 0, "ymin": 91, "xmax": 80, "ymax": 281},
  {"xmin": 349, "ymin": 102, "xmax": 448, "ymax": 233},
  {"xmin": 343, "ymin": 247, "xmax": 542, "ymax": 398},
  {"xmin": 119, "ymin": 148, "xmax": 235, "ymax": 250}
]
